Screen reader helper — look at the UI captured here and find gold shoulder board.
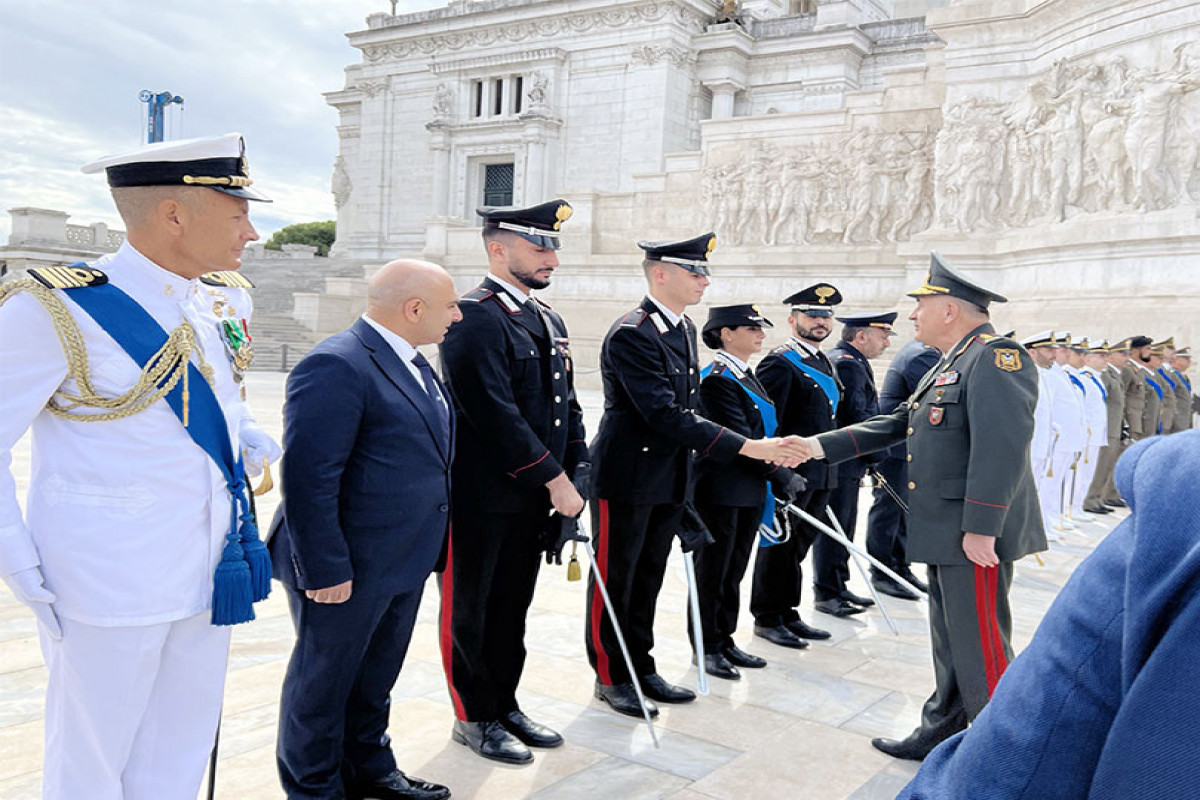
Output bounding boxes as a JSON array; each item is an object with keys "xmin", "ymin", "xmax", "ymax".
[
  {"xmin": 28, "ymin": 265, "xmax": 108, "ymax": 290},
  {"xmin": 200, "ymin": 271, "xmax": 255, "ymax": 289}
]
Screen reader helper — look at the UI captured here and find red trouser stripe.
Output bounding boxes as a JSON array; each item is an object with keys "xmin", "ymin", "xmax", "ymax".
[
  {"xmin": 974, "ymin": 564, "xmax": 999, "ymax": 696},
  {"xmin": 988, "ymin": 566, "xmax": 1009, "ymax": 683},
  {"xmin": 589, "ymin": 499, "xmax": 613, "ymax": 685},
  {"xmin": 438, "ymin": 533, "xmax": 467, "ymax": 720}
]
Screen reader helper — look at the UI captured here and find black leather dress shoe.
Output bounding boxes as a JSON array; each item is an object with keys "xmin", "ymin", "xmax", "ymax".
[
  {"xmin": 722, "ymin": 643, "xmax": 767, "ymax": 668},
  {"xmin": 345, "ymin": 769, "xmax": 451, "ymax": 800},
  {"xmin": 501, "ymin": 710, "xmax": 563, "ymax": 748},
  {"xmin": 1083, "ymin": 504, "xmax": 1112, "ymax": 514},
  {"xmin": 754, "ymin": 624, "xmax": 809, "ymax": 649},
  {"xmin": 785, "ymin": 618, "xmax": 831, "ymax": 640},
  {"xmin": 702, "ymin": 652, "xmax": 740, "ymax": 680},
  {"xmin": 1105, "ymin": 498, "xmax": 1127, "ymax": 508},
  {"xmin": 814, "ymin": 598, "xmax": 866, "ymax": 617},
  {"xmin": 872, "ymin": 576, "xmax": 919, "ymax": 601},
  {"xmin": 638, "ymin": 673, "xmax": 696, "ymax": 703},
  {"xmin": 451, "ymin": 720, "xmax": 533, "ymax": 765},
  {"xmin": 871, "ymin": 728, "xmax": 958, "ymax": 762},
  {"xmin": 897, "ymin": 569, "xmax": 929, "ymax": 594},
  {"xmin": 839, "ymin": 589, "xmax": 875, "ymax": 607},
  {"xmin": 595, "ymin": 682, "xmax": 659, "ymax": 718}
]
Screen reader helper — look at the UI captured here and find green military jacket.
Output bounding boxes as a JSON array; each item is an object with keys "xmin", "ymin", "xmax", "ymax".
[
  {"xmin": 1101, "ymin": 365, "xmax": 1125, "ymax": 447},
  {"xmin": 1121, "ymin": 363, "xmax": 1146, "ymax": 438},
  {"xmin": 1172, "ymin": 371, "xmax": 1193, "ymax": 432},
  {"xmin": 816, "ymin": 323, "xmax": 1046, "ymax": 566},
  {"xmin": 1137, "ymin": 365, "xmax": 1164, "ymax": 437}
]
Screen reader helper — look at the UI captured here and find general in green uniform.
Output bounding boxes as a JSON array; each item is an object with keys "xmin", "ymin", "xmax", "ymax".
[{"xmin": 808, "ymin": 253, "xmax": 1046, "ymax": 761}]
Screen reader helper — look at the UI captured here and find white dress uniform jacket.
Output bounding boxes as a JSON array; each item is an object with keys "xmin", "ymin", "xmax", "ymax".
[{"xmin": 0, "ymin": 242, "xmax": 253, "ymax": 626}]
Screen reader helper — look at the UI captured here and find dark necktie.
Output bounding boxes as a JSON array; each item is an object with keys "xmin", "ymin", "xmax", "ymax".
[
  {"xmin": 411, "ymin": 352, "xmax": 450, "ymax": 436},
  {"xmin": 524, "ymin": 298, "xmax": 547, "ymax": 335}
]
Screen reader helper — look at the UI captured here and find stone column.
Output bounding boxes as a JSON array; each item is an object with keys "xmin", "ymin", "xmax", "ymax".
[
  {"xmin": 523, "ymin": 135, "xmax": 545, "ymax": 204},
  {"xmin": 706, "ymin": 80, "xmax": 744, "ymax": 119},
  {"xmin": 427, "ymin": 127, "xmax": 452, "ymax": 216}
]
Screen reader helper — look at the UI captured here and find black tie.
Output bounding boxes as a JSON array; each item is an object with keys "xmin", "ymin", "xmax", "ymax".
[
  {"xmin": 411, "ymin": 352, "xmax": 450, "ymax": 434},
  {"xmin": 524, "ymin": 298, "xmax": 547, "ymax": 335}
]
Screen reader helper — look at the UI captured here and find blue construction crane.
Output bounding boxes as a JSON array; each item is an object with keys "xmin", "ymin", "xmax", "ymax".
[{"xmin": 139, "ymin": 90, "xmax": 184, "ymax": 143}]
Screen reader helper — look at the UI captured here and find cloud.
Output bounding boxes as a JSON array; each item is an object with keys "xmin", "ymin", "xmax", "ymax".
[{"xmin": 0, "ymin": 0, "xmax": 443, "ymax": 241}]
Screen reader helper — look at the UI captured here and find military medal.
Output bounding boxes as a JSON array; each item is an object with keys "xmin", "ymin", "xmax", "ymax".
[
  {"xmin": 220, "ymin": 318, "xmax": 254, "ymax": 380},
  {"xmin": 934, "ymin": 371, "xmax": 960, "ymax": 386},
  {"xmin": 929, "ymin": 406, "xmax": 944, "ymax": 425}
]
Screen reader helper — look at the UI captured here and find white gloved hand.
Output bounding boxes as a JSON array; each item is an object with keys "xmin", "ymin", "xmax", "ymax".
[
  {"xmin": 3, "ymin": 566, "xmax": 62, "ymax": 641},
  {"xmin": 240, "ymin": 421, "xmax": 282, "ymax": 479}
]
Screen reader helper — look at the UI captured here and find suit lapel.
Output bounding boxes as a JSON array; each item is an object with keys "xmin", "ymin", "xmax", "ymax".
[{"xmin": 353, "ymin": 319, "xmax": 451, "ymax": 463}]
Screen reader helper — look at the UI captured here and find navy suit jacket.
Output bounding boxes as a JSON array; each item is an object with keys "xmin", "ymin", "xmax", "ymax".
[{"xmin": 269, "ymin": 318, "xmax": 453, "ymax": 595}]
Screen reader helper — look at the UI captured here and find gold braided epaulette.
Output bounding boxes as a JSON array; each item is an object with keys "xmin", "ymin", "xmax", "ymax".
[
  {"xmin": 200, "ymin": 271, "xmax": 255, "ymax": 289},
  {"xmin": 28, "ymin": 265, "xmax": 107, "ymax": 290}
]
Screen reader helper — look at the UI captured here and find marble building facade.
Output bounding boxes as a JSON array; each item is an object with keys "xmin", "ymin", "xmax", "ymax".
[{"xmin": 313, "ymin": 0, "xmax": 1199, "ymax": 368}]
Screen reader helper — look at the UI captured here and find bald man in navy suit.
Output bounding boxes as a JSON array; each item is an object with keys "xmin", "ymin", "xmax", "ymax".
[{"xmin": 270, "ymin": 260, "xmax": 461, "ymax": 800}]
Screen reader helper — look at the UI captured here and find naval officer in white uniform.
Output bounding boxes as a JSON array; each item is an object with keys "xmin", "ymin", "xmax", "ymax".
[{"xmin": 0, "ymin": 132, "xmax": 279, "ymax": 800}]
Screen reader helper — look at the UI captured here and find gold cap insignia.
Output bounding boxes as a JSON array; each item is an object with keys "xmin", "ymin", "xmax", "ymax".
[
  {"xmin": 707, "ymin": 235, "xmax": 717, "ymax": 255},
  {"xmin": 815, "ymin": 286, "xmax": 835, "ymax": 304}
]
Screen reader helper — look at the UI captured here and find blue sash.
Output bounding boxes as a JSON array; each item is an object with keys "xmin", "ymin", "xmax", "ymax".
[
  {"xmin": 781, "ymin": 349, "xmax": 841, "ymax": 409},
  {"xmin": 1176, "ymin": 371, "xmax": 1192, "ymax": 392},
  {"xmin": 701, "ymin": 362, "xmax": 785, "ymax": 547},
  {"xmin": 1086, "ymin": 373, "xmax": 1107, "ymax": 402},
  {"xmin": 63, "ymin": 281, "xmax": 269, "ymax": 625},
  {"xmin": 1144, "ymin": 376, "xmax": 1163, "ymax": 401},
  {"xmin": 1068, "ymin": 373, "xmax": 1087, "ymax": 395},
  {"xmin": 1158, "ymin": 368, "xmax": 1177, "ymax": 390}
]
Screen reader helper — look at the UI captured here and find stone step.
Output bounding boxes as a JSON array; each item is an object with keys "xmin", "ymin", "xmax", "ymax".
[{"xmin": 249, "ymin": 312, "xmax": 319, "ymax": 373}]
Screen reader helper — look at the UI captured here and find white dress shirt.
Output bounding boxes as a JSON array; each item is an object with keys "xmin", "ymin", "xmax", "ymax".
[
  {"xmin": 646, "ymin": 295, "xmax": 683, "ymax": 327},
  {"xmin": 360, "ymin": 315, "xmax": 446, "ymax": 409}
]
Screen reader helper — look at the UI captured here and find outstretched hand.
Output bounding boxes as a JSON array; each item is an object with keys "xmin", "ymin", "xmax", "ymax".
[{"xmin": 740, "ymin": 435, "xmax": 813, "ymax": 468}]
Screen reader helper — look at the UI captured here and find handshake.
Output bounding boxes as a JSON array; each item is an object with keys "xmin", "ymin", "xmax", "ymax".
[{"xmin": 739, "ymin": 435, "xmax": 816, "ymax": 468}]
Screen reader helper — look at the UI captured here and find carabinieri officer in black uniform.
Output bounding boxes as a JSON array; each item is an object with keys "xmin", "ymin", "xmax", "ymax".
[
  {"xmin": 692, "ymin": 305, "xmax": 807, "ymax": 680},
  {"xmin": 751, "ymin": 283, "xmax": 846, "ymax": 649},
  {"xmin": 815, "ymin": 311, "xmax": 897, "ymax": 614},
  {"xmin": 439, "ymin": 200, "xmax": 588, "ymax": 765},
  {"xmin": 587, "ymin": 234, "xmax": 805, "ymax": 717}
]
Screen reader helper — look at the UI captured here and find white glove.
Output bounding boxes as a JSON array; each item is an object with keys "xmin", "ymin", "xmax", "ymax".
[
  {"xmin": 3, "ymin": 566, "xmax": 62, "ymax": 641},
  {"xmin": 240, "ymin": 421, "xmax": 282, "ymax": 479}
]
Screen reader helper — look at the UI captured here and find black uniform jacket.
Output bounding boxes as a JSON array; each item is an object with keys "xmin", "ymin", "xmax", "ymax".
[
  {"xmin": 694, "ymin": 358, "xmax": 793, "ymax": 508},
  {"xmin": 830, "ymin": 340, "xmax": 882, "ymax": 473},
  {"xmin": 590, "ymin": 298, "xmax": 746, "ymax": 505},
  {"xmin": 878, "ymin": 340, "xmax": 942, "ymax": 459},
  {"xmin": 756, "ymin": 340, "xmax": 841, "ymax": 490},
  {"xmin": 440, "ymin": 277, "xmax": 587, "ymax": 514},
  {"xmin": 816, "ymin": 324, "xmax": 1046, "ymax": 566}
]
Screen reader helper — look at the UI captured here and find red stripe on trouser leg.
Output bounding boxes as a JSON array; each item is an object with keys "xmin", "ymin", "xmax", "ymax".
[
  {"xmin": 974, "ymin": 564, "xmax": 999, "ymax": 695},
  {"xmin": 589, "ymin": 499, "xmax": 613, "ymax": 685},
  {"xmin": 438, "ymin": 533, "xmax": 467, "ymax": 720},
  {"xmin": 988, "ymin": 565, "xmax": 1008, "ymax": 683}
]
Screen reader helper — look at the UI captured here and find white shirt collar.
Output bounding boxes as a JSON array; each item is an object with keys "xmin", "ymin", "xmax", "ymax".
[
  {"xmin": 790, "ymin": 336, "xmax": 820, "ymax": 357},
  {"xmin": 361, "ymin": 314, "xmax": 418, "ymax": 362},
  {"xmin": 645, "ymin": 295, "xmax": 682, "ymax": 327},
  {"xmin": 106, "ymin": 240, "xmax": 198, "ymax": 300},
  {"xmin": 489, "ymin": 273, "xmax": 532, "ymax": 302},
  {"xmin": 716, "ymin": 350, "xmax": 750, "ymax": 374}
]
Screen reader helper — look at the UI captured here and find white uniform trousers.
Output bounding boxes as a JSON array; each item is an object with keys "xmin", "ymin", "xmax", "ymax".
[
  {"xmin": 1071, "ymin": 445, "xmax": 1101, "ymax": 515},
  {"xmin": 1036, "ymin": 450, "xmax": 1077, "ymax": 531},
  {"xmin": 39, "ymin": 611, "xmax": 231, "ymax": 800}
]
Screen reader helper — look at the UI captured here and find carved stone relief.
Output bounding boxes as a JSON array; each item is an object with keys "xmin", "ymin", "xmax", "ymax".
[
  {"xmin": 700, "ymin": 131, "xmax": 936, "ymax": 246},
  {"xmin": 629, "ymin": 45, "xmax": 696, "ymax": 68},
  {"xmin": 933, "ymin": 49, "xmax": 1200, "ymax": 232},
  {"xmin": 432, "ymin": 83, "xmax": 455, "ymax": 121},
  {"xmin": 331, "ymin": 156, "xmax": 353, "ymax": 209}
]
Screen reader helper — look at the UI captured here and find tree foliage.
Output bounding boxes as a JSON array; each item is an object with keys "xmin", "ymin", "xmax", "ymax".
[{"xmin": 265, "ymin": 220, "xmax": 336, "ymax": 256}]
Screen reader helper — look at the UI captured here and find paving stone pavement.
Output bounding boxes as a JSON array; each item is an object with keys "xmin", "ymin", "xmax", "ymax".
[{"xmin": 0, "ymin": 372, "xmax": 1126, "ymax": 799}]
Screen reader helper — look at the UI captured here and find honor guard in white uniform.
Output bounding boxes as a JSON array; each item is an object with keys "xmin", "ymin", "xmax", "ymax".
[
  {"xmin": 1072, "ymin": 339, "xmax": 1109, "ymax": 520},
  {"xmin": 1021, "ymin": 332, "xmax": 1059, "ymax": 534},
  {"xmin": 0, "ymin": 133, "xmax": 280, "ymax": 800}
]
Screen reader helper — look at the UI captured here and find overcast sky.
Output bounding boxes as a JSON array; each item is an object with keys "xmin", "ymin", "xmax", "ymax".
[{"xmin": 0, "ymin": 0, "xmax": 442, "ymax": 242}]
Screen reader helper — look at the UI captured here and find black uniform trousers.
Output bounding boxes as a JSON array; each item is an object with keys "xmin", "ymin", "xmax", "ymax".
[
  {"xmin": 441, "ymin": 506, "xmax": 544, "ymax": 722},
  {"xmin": 864, "ymin": 456, "xmax": 911, "ymax": 580},
  {"xmin": 586, "ymin": 498, "xmax": 684, "ymax": 685},
  {"xmin": 750, "ymin": 487, "xmax": 831, "ymax": 626},
  {"xmin": 915, "ymin": 561, "xmax": 1014, "ymax": 744},
  {"xmin": 814, "ymin": 463, "xmax": 867, "ymax": 601},
  {"xmin": 691, "ymin": 502, "xmax": 761, "ymax": 650},
  {"xmin": 277, "ymin": 583, "xmax": 423, "ymax": 798}
]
